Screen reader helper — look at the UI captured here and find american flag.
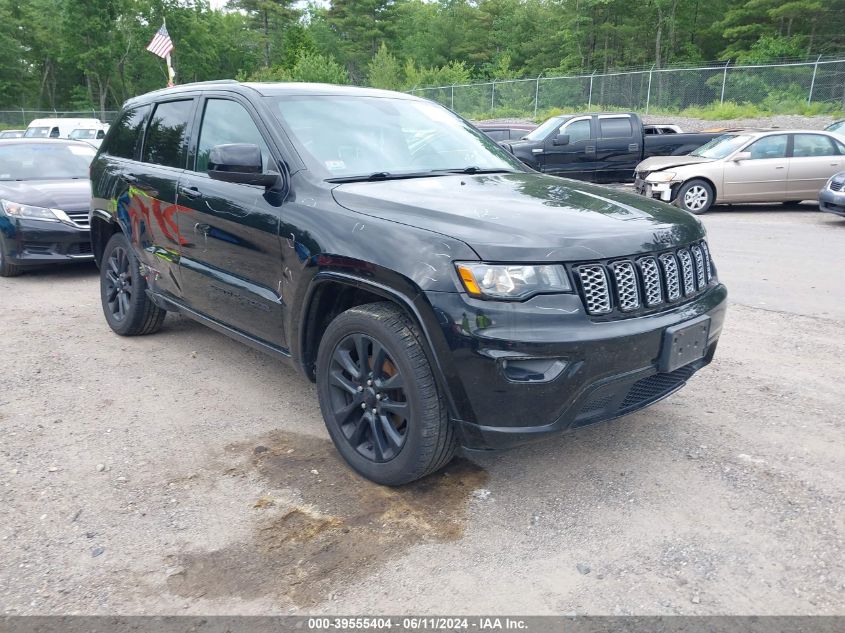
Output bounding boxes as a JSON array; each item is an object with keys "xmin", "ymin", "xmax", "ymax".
[{"xmin": 146, "ymin": 24, "xmax": 174, "ymax": 59}]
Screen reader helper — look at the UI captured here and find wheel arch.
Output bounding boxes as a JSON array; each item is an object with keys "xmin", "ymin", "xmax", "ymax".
[
  {"xmin": 678, "ymin": 175, "xmax": 718, "ymax": 203},
  {"xmin": 296, "ymin": 270, "xmax": 475, "ymax": 425},
  {"xmin": 90, "ymin": 208, "xmax": 122, "ymax": 267}
]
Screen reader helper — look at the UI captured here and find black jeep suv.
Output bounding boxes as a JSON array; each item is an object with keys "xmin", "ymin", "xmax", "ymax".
[{"xmin": 89, "ymin": 81, "xmax": 727, "ymax": 485}]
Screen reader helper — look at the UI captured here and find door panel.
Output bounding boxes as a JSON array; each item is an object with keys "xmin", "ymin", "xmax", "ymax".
[
  {"xmin": 542, "ymin": 117, "xmax": 596, "ymax": 181},
  {"xmin": 595, "ymin": 115, "xmax": 638, "ymax": 183},
  {"xmin": 722, "ymin": 135, "xmax": 788, "ymax": 201},
  {"xmin": 176, "ymin": 97, "xmax": 286, "ymax": 348},
  {"xmin": 787, "ymin": 134, "xmax": 845, "ymax": 199}
]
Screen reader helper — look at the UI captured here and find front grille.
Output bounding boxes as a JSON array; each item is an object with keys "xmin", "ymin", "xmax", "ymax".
[
  {"xmin": 619, "ymin": 364, "xmax": 698, "ymax": 413},
  {"xmin": 830, "ymin": 180, "xmax": 843, "ymax": 192},
  {"xmin": 64, "ymin": 211, "xmax": 90, "ymax": 229},
  {"xmin": 573, "ymin": 240, "xmax": 714, "ymax": 318},
  {"xmin": 67, "ymin": 242, "xmax": 92, "ymax": 255}
]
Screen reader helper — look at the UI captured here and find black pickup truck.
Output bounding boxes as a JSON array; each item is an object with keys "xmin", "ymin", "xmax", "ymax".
[{"xmin": 501, "ymin": 112, "xmax": 720, "ymax": 183}]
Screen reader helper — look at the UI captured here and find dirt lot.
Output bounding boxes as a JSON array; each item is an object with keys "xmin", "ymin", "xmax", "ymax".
[{"xmin": 1, "ymin": 204, "xmax": 844, "ymax": 616}]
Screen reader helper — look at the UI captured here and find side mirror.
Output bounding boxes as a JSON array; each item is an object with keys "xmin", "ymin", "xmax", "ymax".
[
  {"xmin": 553, "ymin": 134, "xmax": 570, "ymax": 146},
  {"xmin": 207, "ymin": 143, "xmax": 278, "ymax": 187},
  {"xmin": 733, "ymin": 151, "xmax": 751, "ymax": 162}
]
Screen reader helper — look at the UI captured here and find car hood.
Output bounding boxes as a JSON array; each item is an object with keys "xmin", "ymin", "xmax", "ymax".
[
  {"xmin": 332, "ymin": 173, "xmax": 704, "ymax": 261},
  {"xmin": 0, "ymin": 179, "xmax": 91, "ymax": 212},
  {"xmin": 637, "ymin": 155, "xmax": 715, "ymax": 172}
]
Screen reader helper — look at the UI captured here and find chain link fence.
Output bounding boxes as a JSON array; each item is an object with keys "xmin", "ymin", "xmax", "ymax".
[
  {"xmin": 0, "ymin": 110, "xmax": 120, "ymax": 129},
  {"xmin": 410, "ymin": 58, "xmax": 845, "ymax": 119}
]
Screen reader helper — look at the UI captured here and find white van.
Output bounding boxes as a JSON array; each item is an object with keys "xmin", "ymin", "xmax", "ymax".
[{"xmin": 24, "ymin": 118, "xmax": 104, "ymax": 140}]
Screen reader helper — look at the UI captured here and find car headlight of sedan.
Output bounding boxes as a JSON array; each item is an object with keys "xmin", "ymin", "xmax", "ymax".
[
  {"xmin": 1, "ymin": 199, "xmax": 60, "ymax": 222},
  {"xmin": 646, "ymin": 171, "xmax": 677, "ymax": 183},
  {"xmin": 455, "ymin": 262, "xmax": 572, "ymax": 299}
]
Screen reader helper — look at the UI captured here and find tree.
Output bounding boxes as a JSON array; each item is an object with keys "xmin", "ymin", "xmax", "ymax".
[{"xmin": 367, "ymin": 43, "xmax": 402, "ymax": 89}]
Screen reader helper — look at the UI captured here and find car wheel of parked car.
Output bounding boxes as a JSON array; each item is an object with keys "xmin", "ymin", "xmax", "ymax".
[
  {"xmin": 316, "ymin": 301, "xmax": 457, "ymax": 486},
  {"xmin": 0, "ymin": 240, "xmax": 23, "ymax": 277},
  {"xmin": 676, "ymin": 179, "xmax": 714, "ymax": 214},
  {"xmin": 100, "ymin": 232, "xmax": 166, "ymax": 336}
]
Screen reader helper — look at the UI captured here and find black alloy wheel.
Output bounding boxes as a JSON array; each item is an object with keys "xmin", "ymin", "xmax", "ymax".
[
  {"xmin": 326, "ymin": 332, "xmax": 410, "ymax": 462},
  {"xmin": 104, "ymin": 244, "xmax": 133, "ymax": 322}
]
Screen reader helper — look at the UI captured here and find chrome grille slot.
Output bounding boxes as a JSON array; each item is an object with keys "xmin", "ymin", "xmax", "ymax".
[
  {"xmin": 577, "ymin": 265, "xmax": 612, "ymax": 315},
  {"xmin": 610, "ymin": 260, "xmax": 640, "ymax": 312},
  {"xmin": 677, "ymin": 249, "xmax": 695, "ymax": 296},
  {"xmin": 64, "ymin": 211, "xmax": 90, "ymax": 229},
  {"xmin": 690, "ymin": 244, "xmax": 706, "ymax": 289},
  {"xmin": 637, "ymin": 256, "xmax": 663, "ymax": 306},
  {"xmin": 830, "ymin": 181, "xmax": 843, "ymax": 192},
  {"xmin": 700, "ymin": 241, "xmax": 713, "ymax": 281},
  {"xmin": 659, "ymin": 253, "xmax": 681, "ymax": 301}
]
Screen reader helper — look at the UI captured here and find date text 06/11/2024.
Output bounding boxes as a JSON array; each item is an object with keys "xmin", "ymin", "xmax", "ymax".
[{"xmin": 307, "ymin": 617, "xmax": 528, "ymax": 630}]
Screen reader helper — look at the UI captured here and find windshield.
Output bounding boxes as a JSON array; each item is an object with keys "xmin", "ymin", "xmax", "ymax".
[
  {"xmin": 24, "ymin": 126, "xmax": 53, "ymax": 138},
  {"xmin": 268, "ymin": 95, "xmax": 523, "ymax": 179},
  {"xmin": 690, "ymin": 134, "xmax": 752, "ymax": 159},
  {"xmin": 69, "ymin": 129, "xmax": 97, "ymax": 139},
  {"xmin": 524, "ymin": 116, "xmax": 566, "ymax": 142},
  {"xmin": 826, "ymin": 120, "xmax": 845, "ymax": 135},
  {"xmin": 0, "ymin": 143, "xmax": 97, "ymax": 180}
]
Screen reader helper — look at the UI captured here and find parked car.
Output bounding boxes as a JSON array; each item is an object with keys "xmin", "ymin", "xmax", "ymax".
[
  {"xmin": 24, "ymin": 117, "xmax": 103, "ymax": 140},
  {"xmin": 475, "ymin": 121, "xmax": 536, "ymax": 142},
  {"xmin": 69, "ymin": 126, "xmax": 107, "ymax": 147},
  {"xmin": 89, "ymin": 81, "xmax": 727, "ymax": 485},
  {"xmin": 501, "ymin": 112, "xmax": 719, "ymax": 182},
  {"xmin": 0, "ymin": 139, "xmax": 97, "ymax": 276},
  {"xmin": 825, "ymin": 119, "xmax": 845, "ymax": 138},
  {"xmin": 819, "ymin": 171, "xmax": 845, "ymax": 217},
  {"xmin": 0, "ymin": 129, "xmax": 25, "ymax": 139},
  {"xmin": 644, "ymin": 124, "xmax": 683, "ymax": 135},
  {"xmin": 634, "ymin": 130, "xmax": 845, "ymax": 214}
]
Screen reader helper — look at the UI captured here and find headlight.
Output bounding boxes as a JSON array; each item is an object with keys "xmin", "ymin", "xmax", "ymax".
[
  {"xmin": 646, "ymin": 171, "xmax": 677, "ymax": 183},
  {"xmin": 455, "ymin": 262, "xmax": 572, "ymax": 299},
  {"xmin": 1, "ymin": 199, "xmax": 60, "ymax": 222}
]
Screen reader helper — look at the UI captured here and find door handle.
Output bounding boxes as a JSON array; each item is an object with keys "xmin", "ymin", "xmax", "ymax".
[
  {"xmin": 180, "ymin": 186, "xmax": 201, "ymax": 199},
  {"xmin": 775, "ymin": 166, "xmax": 785, "ymax": 169}
]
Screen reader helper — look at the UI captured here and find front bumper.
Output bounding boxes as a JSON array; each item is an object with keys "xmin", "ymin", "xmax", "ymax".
[
  {"xmin": 634, "ymin": 177, "xmax": 678, "ymax": 202},
  {"xmin": 0, "ymin": 217, "xmax": 93, "ymax": 265},
  {"xmin": 819, "ymin": 187, "xmax": 845, "ymax": 217},
  {"xmin": 427, "ymin": 284, "xmax": 727, "ymax": 450}
]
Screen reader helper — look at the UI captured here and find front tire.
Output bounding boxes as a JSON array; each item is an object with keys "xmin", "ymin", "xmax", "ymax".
[
  {"xmin": 676, "ymin": 179, "xmax": 714, "ymax": 215},
  {"xmin": 100, "ymin": 232, "xmax": 165, "ymax": 336},
  {"xmin": 316, "ymin": 302, "xmax": 456, "ymax": 486}
]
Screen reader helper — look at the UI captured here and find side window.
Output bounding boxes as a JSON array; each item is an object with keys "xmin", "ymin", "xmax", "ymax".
[
  {"xmin": 834, "ymin": 138, "xmax": 845, "ymax": 154},
  {"xmin": 747, "ymin": 135, "xmax": 787, "ymax": 160},
  {"xmin": 49, "ymin": 127, "xmax": 60, "ymax": 138},
  {"xmin": 195, "ymin": 99, "xmax": 272, "ymax": 173},
  {"xmin": 97, "ymin": 130, "xmax": 105, "ymax": 139},
  {"xmin": 142, "ymin": 99, "xmax": 193, "ymax": 168},
  {"xmin": 793, "ymin": 134, "xmax": 837, "ymax": 158},
  {"xmin": 102, "ymin": 105, "xmax": 150, "ymax": 160},
  {"xmin": 484, "ymin": 129, "xmax": 508, "ymax": 142},
  {"xmin": 562, "ymin": 119, "xmax": 592, "ymax": 144},
  {"xmin": 599, "ymin": 117, "xmax": 633, "ymax": 139}
]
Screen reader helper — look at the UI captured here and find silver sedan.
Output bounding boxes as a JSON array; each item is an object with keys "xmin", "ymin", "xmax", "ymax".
[{"xmin": 634, "ymin": 130, "xmax": 845, "ymax": 214}]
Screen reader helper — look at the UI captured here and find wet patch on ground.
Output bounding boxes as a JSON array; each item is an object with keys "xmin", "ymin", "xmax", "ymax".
[{"xmin": 167, "ymin": 430, "xmax": 487, "ymax": 607}]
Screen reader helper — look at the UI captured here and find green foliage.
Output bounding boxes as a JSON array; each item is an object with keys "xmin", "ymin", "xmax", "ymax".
[
  {"xmin": 367, "ymin": 43, "xmax": 402, "ymax": 90},
  {"xmin": 247, "ymin": 51, "xmax": 349, "ymax": 85}
]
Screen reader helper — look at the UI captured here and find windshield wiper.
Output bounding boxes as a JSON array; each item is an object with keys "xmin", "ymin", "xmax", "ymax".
[
  {"xmin": 326, "ymin": 171, "xmax": 453, "ymax": 184},
  {"xmin": 430, "ymin": 167, "xmax": 518, "ymax": 175}
]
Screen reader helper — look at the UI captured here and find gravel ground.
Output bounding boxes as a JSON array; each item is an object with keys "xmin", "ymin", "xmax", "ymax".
[{"xmin": 1, "ymin": 206, "xmax": 844, "ymax": 616}]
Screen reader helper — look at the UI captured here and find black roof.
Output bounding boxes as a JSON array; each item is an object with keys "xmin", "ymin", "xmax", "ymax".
[{"xmin": 124, "ymin": 80, "xmax": 421, "ymax": 109}]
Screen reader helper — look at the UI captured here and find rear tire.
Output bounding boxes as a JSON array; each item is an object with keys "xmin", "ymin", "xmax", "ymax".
[
  {"xmin": 676, "ymin": 179, "xmax": 714, "ymax": 215},
  {"xmin": 99, "ymin": 232, "xmax": 165, "ymax": 336},
  {"xmin": 316, "ymin": 301, "xmax": 456, "ymax": 486},
  {"xmin": 0, "ymin": 239, "xmax": 23, "ymax": 277}
]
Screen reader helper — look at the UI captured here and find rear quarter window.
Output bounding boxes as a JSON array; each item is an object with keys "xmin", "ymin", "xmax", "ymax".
[
  {"xmin": 142, "ymin": 99, "xmax": 194, "ymax": 168},
  {"xmin": 599, "ymin": 117, "xmax": 633, "ymax": 139},
  {"xmin": 102, "ymin": 105, "xmax": 151, "ymax": 160}
]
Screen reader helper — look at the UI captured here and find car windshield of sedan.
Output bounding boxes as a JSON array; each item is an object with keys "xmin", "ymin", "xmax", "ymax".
[
  {"xmin": 0, "ymin": 144, "xmax": 97, "ymax": 180},
  {"xmin": 690, "ymin": 134, "xmax": 752, "ymax": 159},
  {"xmin": 268, "ymin": 95, "xmax": 523, "ymax": 179}
]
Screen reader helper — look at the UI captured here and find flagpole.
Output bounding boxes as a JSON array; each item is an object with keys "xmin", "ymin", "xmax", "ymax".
[{"xmin": 165, "ymin": 53, "xmax": 175, "ymax": 87}]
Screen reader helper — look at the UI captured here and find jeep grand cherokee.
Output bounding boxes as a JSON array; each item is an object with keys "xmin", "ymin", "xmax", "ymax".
[{"xmin": 89, "ymin": 81, "xmax": 727, "ymax": 485}]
